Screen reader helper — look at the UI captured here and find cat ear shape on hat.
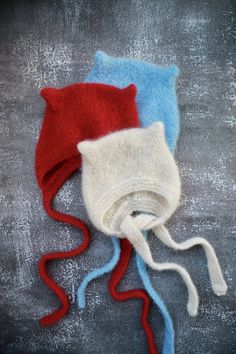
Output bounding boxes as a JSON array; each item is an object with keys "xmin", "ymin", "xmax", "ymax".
[
  {"xmin": 147, "ymin": 121, "xmax": 167, "ymax": 147},
  {"xmin": 77, "ymin": 140, "xmax": 97, "ymax": 164},
  {"xmin": 41, "ymin": 87, "xmax": 62, "ymax": 111},
  {"xmin": 122, "ymin": 84, "xmax": 137, "ymax": 98},
  {"xmin": 148, "ymin": 121, "xmax": 165, "ymax": 135},
  {"xmin": 165, "ymin": 65, "xmax": 179, "ymax": 83},
  {"xmin": 95, "ymin": 50, "xmax": 111, "ymax": 67}
]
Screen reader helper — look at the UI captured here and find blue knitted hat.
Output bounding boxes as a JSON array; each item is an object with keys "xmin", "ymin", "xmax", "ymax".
[
  {"xmin": 85, "ymin": 51, "xmax": 180, "ymax": 151},
  {"xmin": 79, "ymin": 51, "xmax": 181, "ymax": 354}
]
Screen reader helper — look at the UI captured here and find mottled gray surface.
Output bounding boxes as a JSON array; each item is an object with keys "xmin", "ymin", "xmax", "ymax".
[{"xmin": 0, "ymin": 0, "xmax": 235, "ymax": 353}]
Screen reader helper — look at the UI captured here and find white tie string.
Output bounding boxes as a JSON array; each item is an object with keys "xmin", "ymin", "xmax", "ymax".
[
  {"xmin": 153, "ymin": 224, "xmax": 227, "ymax": 296},
  {"xmin": 120, "ymin": 213, "xmax": 228, "ymax": 317},
  {"xmin": 120, "ymin": 214, "xmax": 199, "ymax": 316}
]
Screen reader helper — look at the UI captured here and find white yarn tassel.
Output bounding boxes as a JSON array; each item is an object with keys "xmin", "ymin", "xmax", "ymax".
[
  {"xmin": 120, "ymin": 215, "xmax": 199, "ymax": 316},
  {"xmin": 153, "ymin": 224, "xmax": 228, "ymax": 296}
]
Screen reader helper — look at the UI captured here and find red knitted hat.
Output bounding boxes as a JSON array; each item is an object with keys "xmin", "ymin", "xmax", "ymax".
[
  {"xmin": 35, "ymin": 83, "xmax": 140, "ymax": 327},
  {"xmin": 36, "ymin": 83, "xmax": 139, "ymax": 202}
]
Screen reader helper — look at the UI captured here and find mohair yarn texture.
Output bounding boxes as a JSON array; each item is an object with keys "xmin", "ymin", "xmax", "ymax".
[
  {"xmin": 78, "ymin": 123, "xmax": 228, "ymax": 317},
  {"xmin": 136, "ymin": 233, "xmax": 174, "ymax": 354},
  {"xmin": 85, "ymin": 50, "xmax": 179, "ymax": 152},
  {"xmin": 35, "ymin": 82, "xmax": 140, "ymax": 326},
  {"xmin": 108, "ymin": 238, "xmax": 158, "ymax": 354},
  {"xmin": 80, "ymin": 52, "xmax": 179, "ymax": 354}
]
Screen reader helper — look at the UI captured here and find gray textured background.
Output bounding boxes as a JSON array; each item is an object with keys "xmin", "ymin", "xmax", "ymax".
[{"xmin": 0, "ymin": 0, "xmax": 235, "ymax": 353}]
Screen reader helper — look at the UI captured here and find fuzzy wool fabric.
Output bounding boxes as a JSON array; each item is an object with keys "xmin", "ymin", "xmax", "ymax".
[
  {"xmin": 78, "ymin": 122, "xmax": 228, "ymax": 317},
  {"xmin": 136, "ymin": 232, "xmax": 174, "ymax": 354},
  {"xmin": 108, "ymin": 238, "xmax": 158, "ymax": 354},
  {"xmin": 35, "ymin": 82, "xmax": 140, "ymax": 326},
  {"xmin": 77, "ymin": 237, "xmax": 121, "ymax": 309},
  {"xmin": 85, "ymin": 50, "xmax": 179, "ymax": 152},
  {"xmin": 79, "ymin": 52, "xmax": 179, "ymax": 354},
  {"xmin": 77, "ymin": 237, "xmax": 159, "ymax": 354}
]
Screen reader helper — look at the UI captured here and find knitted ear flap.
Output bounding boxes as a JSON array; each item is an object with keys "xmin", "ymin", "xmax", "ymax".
[
  {"xmin": 165, "ymin": 65, "xmax": 179, "ymax": 82},
  {"xmin": 148, "ymin": 121, "xmax": 165, "ymax": 137},
  {"xmin": 77, "ymin": 141, "xmax": 97, "ymax": 163},
  {"xmin": 122, "ymin": 83, "xmax": 137, "ymax": 97},
  {"xmin": 40, "ymin": 87, "xmax": 61, "ymax": 111},
  {"xmin": 95, "ymin": 50, "xmax": 110, "ymax": 67}
]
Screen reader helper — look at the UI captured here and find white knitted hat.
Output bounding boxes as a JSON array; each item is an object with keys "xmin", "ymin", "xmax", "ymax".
[
  {"xmin": 78, "ymin": 123, "xmax": 227, "ymax": 316},
  {"xmin": 78, "ymin": 122, "xmax": 180, "ymax": 235}
]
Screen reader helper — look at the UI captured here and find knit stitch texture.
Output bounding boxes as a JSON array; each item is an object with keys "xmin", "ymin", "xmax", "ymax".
[
  {"xmin": 136, "ymin": 232, "xmax": 174, "ymax": 354},
  {"xmin": 85, "ymin": 50, "xmax": 179, "ymax": 152},
  {"xmin": 108, "ymin": 238, "xmax": 158, "ymax": 354},
  {"xmin": 77, "ymin": 237, "xmax": 121, "ymax": 309},
  {"xmin": 79, "ymin": 52, "xmax": 179, "ymax": 354},
  {"xmin": 35, "ymin": 83, "xmax": 140, "ymax": 326},
  {"xmin": 78, "ymin": 123, "xmax": 227, "ymax": 317},
  {"xmin": 77, "ymin": 238, "xmax": 159, "ymax": 353}
]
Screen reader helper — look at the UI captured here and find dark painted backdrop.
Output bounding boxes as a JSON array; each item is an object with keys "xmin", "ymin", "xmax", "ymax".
[{"xmin": 0, "ymin": 1, "xmax": 235, "ymax": 353}]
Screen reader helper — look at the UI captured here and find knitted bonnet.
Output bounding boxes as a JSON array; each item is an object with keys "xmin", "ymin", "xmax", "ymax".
[
  {"xmin": 78, "ymin": 122, "xmax": 180, "ymax": 233},
  {"xmin": 78, "ymin": 123, "xmax": 227, "ymax": 317},
  {"xmin": 83, "ymin": 53, "xmax": 180, "ymax": 354},
  {"xmin": 36, "ymin": 82, "xmax": 139, "ymax": 209},
  {"xmin": 85, "ymin": 51, "xmax": 179, "ymax": 151},
  {"xmin": 35, "ymin": 82, "xmax": 140, "ymax": 326}
]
